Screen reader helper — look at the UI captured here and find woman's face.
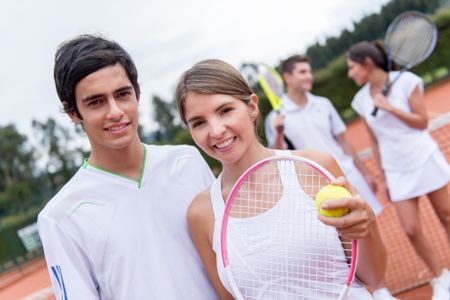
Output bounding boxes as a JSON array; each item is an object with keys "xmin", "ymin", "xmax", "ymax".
[
  {"xmin": 347, "ymin": 58, "xmax": 370, "ymax": 86},
  {"xmin": 183, "ymin": 92, "xmax": 258, "ymax": 165}
]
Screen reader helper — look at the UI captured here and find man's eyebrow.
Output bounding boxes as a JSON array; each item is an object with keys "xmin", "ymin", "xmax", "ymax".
[
  {"xmin": 115, "ymin": 86, "xmax": 133, "ymax": 93},
  {"xmin": 81, "ymin": 86, "xmax": 133, "ymax": 102}
]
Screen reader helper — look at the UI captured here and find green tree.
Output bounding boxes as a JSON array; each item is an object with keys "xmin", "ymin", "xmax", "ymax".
[
  {"xmin": 306, "ymin": 0, "xmax": 441, "ymax": 69},
  {"xmin": 151, "ymin": 95, "xmax": 183, "ymax": 142},
  {"xmin": 32, "ymin": 118, "xmax": 83, "ymax": 192},
  {"xmin": 0, "ymin": 125, "xmax": 35, "ymax": 189}
]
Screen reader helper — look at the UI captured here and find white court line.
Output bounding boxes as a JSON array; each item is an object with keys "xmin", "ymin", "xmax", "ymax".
[{"xmin": 20, "ymin": 287, "xmax": 53, "ymax": 300}]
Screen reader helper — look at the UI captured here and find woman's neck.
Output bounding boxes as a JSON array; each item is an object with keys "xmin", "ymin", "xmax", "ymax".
[
  {"xmin": 369, "ymin": 68, "xmax": 389, "ymax": 92},
  {"xmin": 221, "ymin": 140, "xmax": 273, "ymax": 192}
]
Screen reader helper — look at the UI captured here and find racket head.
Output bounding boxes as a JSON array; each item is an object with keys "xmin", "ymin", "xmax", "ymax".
[
  {"xmin": 220, "ymin": 156, "xmax": 357, "ymax": 299},
  {"xmin": 385, "ymin": 11, "xmax": 437, "ymax": 69},
  {"xmin": 257, "ymin": 64, "xmax": 284, "ymax": 111}
]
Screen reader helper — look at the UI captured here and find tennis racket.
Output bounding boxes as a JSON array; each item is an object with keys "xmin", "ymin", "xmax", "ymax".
[
  {"xmin": 220, "ymin": 155, "xmax": 358, "ymax": 299},
  {"xmin": 257, "ymin": 64, "xmax": 284, "ymax": 112},
  {"xmin": 372, "ymin": 11, "xmax": 437, "ymax": 116}
]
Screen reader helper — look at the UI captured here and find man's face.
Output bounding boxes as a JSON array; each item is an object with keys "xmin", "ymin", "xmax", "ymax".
[
  {"xmin": 284, "ymin": 62, "xmax": 314, "ymax": 92},
  {"xmin": 69, "ymin": 64, "xmax": 140, "ymax": 154}
]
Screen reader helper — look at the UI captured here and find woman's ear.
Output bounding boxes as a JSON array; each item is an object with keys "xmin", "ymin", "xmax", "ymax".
[
  {"xmin": 249, "ymin": 94, "xmax": 259, "ymax": 120},
  {"xmin": 363, "ymin": 57, "xmax": 375, "ymax": 70}
]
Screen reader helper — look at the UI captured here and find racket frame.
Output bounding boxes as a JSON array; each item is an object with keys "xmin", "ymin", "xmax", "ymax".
[
  {"xmin": 220, "ymin": 155, "xmax": 358, "ymax": 300},
  {"xmin": 257, "ymin": 64, "xmax": 284, "ymax": 111},
  {"xmin": 372, "ymin": 11, "xmax": 437, "ymax": 116}
]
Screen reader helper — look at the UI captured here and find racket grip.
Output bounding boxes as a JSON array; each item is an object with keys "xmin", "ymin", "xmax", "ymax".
[
  {"xmin": 372, "ymin": 84, "xmax": 389, "ymax": 117},
  {"xmin": 371, "ymin": 107, "xmax": 379, "ymax": 116}
]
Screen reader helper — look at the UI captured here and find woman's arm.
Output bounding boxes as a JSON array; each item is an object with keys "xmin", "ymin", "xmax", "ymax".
[
  {"xmin": 363, "ymin": 119, "xmax": 390, "ymax": 201},
  {"xmin": 336, "ymin": 132, "xmax": 376, "ymax": 191},
  {"xmin": 295, "ymin": 149, "xmax": 387, "ymax": 287},
  {"xmin": 187, "ymin": 190, "xmax": 234, "ymax": 300}
]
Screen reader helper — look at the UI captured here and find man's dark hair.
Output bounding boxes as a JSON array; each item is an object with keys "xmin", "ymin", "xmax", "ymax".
[
  {"xmin": 281, "ymin": 55, "xmax": 310, "ymax": 75},
  {"xmin": 54, "ymin": 34, "xmax": 140, "ymax": 118}
]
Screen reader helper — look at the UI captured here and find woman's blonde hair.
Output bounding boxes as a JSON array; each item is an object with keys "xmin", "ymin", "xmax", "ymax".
[{"xmin": 175, "ymin": 59, "xmax": 257, "ymax": 126}]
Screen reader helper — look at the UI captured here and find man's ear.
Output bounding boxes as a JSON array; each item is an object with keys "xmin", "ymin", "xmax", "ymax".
[
  {"xmin": 282, "ymin": 72, "xmax": 291, "ymax": 86},
  {"xmin": 64, "ymin": 102, "xmax": 82, "ymax": 124},
  {"xmin": 136, "ymin": 91, "xmax": 140, "ymax": 103}
]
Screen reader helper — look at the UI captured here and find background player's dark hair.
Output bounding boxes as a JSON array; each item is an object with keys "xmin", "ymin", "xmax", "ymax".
[
  {"xmin": 281, "ymin": 55, "xmax": 310, "ymax": 75},
  {"xmin": 347, "ymin": 41, "xmax": 391, "ymax": 72}
]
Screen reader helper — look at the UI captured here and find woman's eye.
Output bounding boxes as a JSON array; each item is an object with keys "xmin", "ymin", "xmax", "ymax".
[
  {"xmin": 191, "ymin": 121, "xmax": 204, "ymax": 128},
  {"xmin": 221, "ymin": 107, "xmax": 233, "ymax": 114}
]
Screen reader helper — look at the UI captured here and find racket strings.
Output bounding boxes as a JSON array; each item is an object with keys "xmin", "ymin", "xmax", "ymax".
[
  {"xmin": 261, "ymin": 70, "xmax": 284, "ymax": 99},
  {"xmin": 388, "ymin": 15, "xmax": 436, "ymax": 67},
  {"xmin": 226, "ymin": 159, "xmax": 354, "ymax": 299}
]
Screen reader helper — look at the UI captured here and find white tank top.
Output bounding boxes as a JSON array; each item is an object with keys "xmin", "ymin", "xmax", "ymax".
[{"xmin": 210, "ymin": 150, "xmax": 372, "ymax": 299}]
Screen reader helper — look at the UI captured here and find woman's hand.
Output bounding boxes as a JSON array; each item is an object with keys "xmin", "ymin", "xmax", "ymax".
[
  {"xmin": 317, "ymin": 177, "xmax": 376, "ymax": 241},
  {"xmin": 373, "ymin": 93, "xmax": 393, "ymax": 112},
  {"xmin": 272, "ymin": 113, "xmax": 285, "ymax": 133}
]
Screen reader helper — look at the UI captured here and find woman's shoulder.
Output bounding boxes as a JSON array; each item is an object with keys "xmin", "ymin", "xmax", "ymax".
[
  {"xmin": 392, "ymin": 71, "xmax": 423, "ymax": 86},
  {"xmin": 187, "ymin": 188, "xmax": 214, "ymax": 225},
  {"xmin": 292, "ymin": 149, "xmax": 336, "ymax": 167},
  {"xmin": 292, "ymin": 149, "xmax": 343, "ymax": 177}
]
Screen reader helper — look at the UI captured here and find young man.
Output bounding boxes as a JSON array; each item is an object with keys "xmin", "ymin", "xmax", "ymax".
[
  {"xmin": 265, "ymin": 55, "xmax": 383, "ymax": 216},
  {"xmin": 38, "ymin": 35, "xmax": 218, "ymax": 299}
]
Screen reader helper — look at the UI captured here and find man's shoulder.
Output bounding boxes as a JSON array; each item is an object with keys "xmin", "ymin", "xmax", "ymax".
[
  {"xmin": 144, "ymin": 143, "xmax": 208, "ymax": 173},
  {"xmin": 38, "ymin": 168, "xmax": 88, "ymax": 222},
  {"xmin": 144, "ymin": 144, "xmax": 202, "ymax": 162},
  {"xmin": 309, "ymin": 93, "xmax": 332, "ymax": 105},
  {"xmin": 144, "ymin": 144, "xmax": 214, "ymax": 187}
]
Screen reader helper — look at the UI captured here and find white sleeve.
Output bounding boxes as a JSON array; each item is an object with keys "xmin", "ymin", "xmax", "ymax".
[
  {"xmin": 38, "ymin": 214, "xmax": 100, "ymax": 300},
  {"xmin": 351, "ymin": 93, "xmax": 364, "ymax": 117},
  {"xmin": 325, "ymin": 99, "xmax": 346, "ymax": 136},
  {"xmin": 403, "ymin": 72, "xmax": 424, "ymax": 97}
]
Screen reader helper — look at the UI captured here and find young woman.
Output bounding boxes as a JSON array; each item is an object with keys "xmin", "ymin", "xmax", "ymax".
[
  {"xmin": 176, "ymin": 59, "xmax": 386, "ymax": 299},
  {"xmin": 347, "ymin": 41, "xmax": 450, "ymax": 300}
]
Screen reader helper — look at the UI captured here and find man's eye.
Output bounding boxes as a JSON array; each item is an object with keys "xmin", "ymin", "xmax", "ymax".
[
  {"xmin": 88, "ymin": 99, "xmax": 101, "ymax": 107},
  {"xmin": 117, "ymin": 91, "xmax": 131, "ymax": 99}
]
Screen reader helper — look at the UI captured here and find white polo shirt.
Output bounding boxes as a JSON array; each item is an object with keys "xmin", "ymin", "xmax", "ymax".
[
  {"xmin": 265, "ymin": 93, "xmax": 354, "ymax": 173},
  {"xmin": 38, "ymin": 144, "xmax": 218, "ymax": 300},
  {"xmin": 351, "ymin": 71, "xmax": 437, "ymax": 171}
]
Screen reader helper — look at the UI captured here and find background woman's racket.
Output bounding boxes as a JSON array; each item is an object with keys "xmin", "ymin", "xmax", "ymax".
[
  {"xmin": 257, "ymin": 64, "xmax": 284, "ymax": 111},
  {"xmin": 220, "ymin": 156, "xmax": 358, "ymax": 299},
  {"xmin": 372, "ymin": 11, "xmax": 438, "ymax": 116}
]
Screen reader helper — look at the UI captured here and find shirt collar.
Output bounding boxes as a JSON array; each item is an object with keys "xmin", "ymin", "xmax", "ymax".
[{"xmin": 282, "ymin": 92, "xmax": 313, "ymax": 112}]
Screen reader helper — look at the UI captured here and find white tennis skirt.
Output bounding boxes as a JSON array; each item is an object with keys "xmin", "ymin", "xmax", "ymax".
[
  {"xmin": 346, "ymin": 166, "xmax": 383, "ymax": 215},
  {"xmin": 386, "ymin": 150, "xmax": 450, "ymax": 201}
]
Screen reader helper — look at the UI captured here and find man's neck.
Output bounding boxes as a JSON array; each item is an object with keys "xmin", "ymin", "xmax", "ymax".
[
  {"xmin": 287, "ymin": 89, "xmax": 308, "ymax": 108},
  {"xmin": 88, "ymin": 138, "xmax": 145, "ymax": 181}
]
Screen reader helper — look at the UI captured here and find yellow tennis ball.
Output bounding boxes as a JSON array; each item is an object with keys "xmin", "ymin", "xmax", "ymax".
[{"xmin": 315, "ymin": 185, "xmax": 351, "ymax": 217}]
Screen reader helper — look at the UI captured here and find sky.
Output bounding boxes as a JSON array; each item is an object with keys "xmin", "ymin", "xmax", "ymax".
[{"xmin": 0, "ymin": 0, "xmax": 390, "ymax": 138}]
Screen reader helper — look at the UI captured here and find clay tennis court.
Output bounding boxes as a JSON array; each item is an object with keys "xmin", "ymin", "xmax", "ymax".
[{"xmin": 1, "ymin": 79, "xmax": 449, "ymax": 300}]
